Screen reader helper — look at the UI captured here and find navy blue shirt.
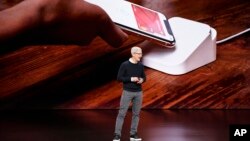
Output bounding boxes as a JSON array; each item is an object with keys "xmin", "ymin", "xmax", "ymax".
[{"xmin": 117, "ymin": 60, "xmax": 146, "ymax": 92}]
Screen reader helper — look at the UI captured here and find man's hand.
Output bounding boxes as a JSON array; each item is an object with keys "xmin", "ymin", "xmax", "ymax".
[
  {"xmin": 0, "ymin": 0, "xmax": 128, "ymax": 47},
  {"xmin": 131, "ymin": 77, "xmax": 140, "ymax": 82},
  {"xmin": 137, "ymin": 78, "xmax": 144, "ymax": 84},
  {"xmin": 131, "ymin": 77, "xmax": 143, "ymax": 84}
]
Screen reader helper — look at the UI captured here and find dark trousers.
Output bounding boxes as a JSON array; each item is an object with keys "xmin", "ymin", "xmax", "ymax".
[{"xmin": 114, "ymin": 90, "xmax": 143, "ymax": 136}]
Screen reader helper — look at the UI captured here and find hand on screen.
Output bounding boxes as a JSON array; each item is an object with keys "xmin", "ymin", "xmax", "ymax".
[{"xmin": 0, "ymin": 0, "xmax": 128, "ymax": 47}]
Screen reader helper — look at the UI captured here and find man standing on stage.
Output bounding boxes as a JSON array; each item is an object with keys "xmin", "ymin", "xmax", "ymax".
[{"xmin": 113, "ymin": 46, "xmax": 146, "ymax": 141}]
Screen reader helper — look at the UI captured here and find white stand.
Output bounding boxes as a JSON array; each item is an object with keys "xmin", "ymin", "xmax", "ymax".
[{"xmin": 142, "ymin": 17, "xmax": 217, "ymax": 75}]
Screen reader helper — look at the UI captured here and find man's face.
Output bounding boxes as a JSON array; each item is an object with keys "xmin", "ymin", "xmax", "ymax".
[{"xmin": 132, "ymin": 49, "xmax": 143, "ymax": 62}]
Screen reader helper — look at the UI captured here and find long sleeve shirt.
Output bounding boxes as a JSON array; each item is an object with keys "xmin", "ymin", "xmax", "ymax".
[{"xmin": 117, "ymin": 60, "xmax": 146, "ymax": 92}]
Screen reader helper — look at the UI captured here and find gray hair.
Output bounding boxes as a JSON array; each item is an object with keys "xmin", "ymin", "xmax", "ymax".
[{"xmin": 131, "ymin": 46, "xmax": 142, "ymax": 54}]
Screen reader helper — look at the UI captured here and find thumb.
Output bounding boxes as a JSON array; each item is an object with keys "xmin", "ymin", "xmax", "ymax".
[{"xmin": 99, "ymin": 15, "xmax": 128, "ymax": 47}]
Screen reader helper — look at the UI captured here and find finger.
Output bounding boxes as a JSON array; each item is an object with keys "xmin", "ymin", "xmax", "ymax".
[{"xmin": 98, "ymin": 9, "xmax": 128, "ymax": 47}]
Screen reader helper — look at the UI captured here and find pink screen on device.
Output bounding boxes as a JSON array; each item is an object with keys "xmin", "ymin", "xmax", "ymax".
[{"xmin": 131, "ymin": 4, "xmax": 165, "ymax": 36}]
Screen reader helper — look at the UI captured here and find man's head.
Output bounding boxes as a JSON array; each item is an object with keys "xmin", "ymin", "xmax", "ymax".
[{"xmin": 131, "ymin": 46, "xmax": 142, "ymax": 62}]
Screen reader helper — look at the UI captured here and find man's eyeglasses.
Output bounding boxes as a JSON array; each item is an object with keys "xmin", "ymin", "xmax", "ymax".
[{"xmin": 134, "ymin": 52, "xmax": 142, "ymax": 55}]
